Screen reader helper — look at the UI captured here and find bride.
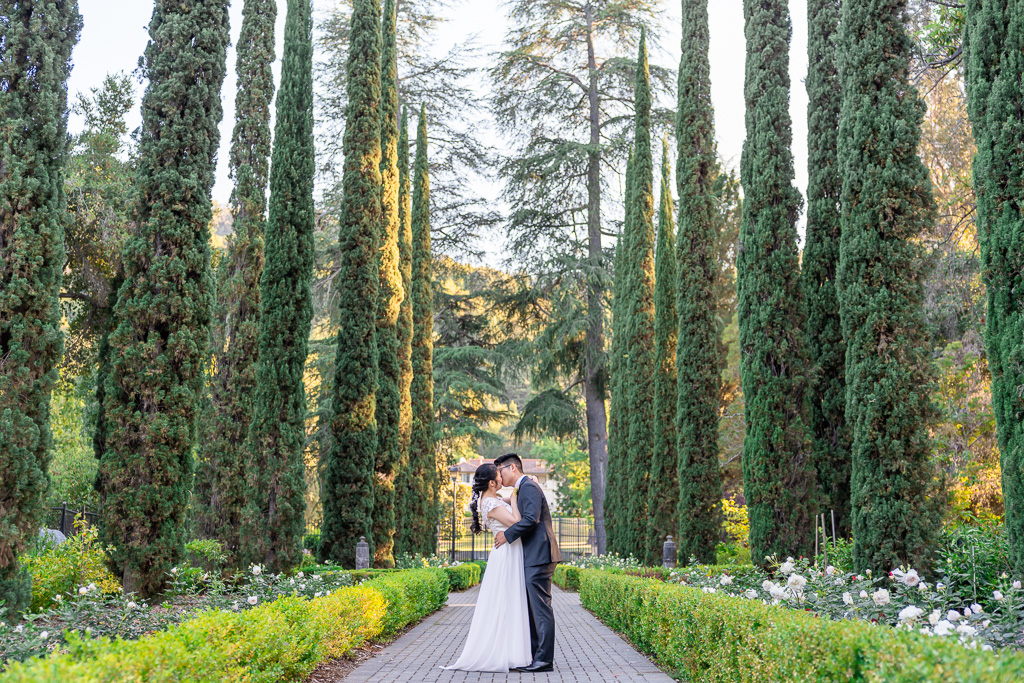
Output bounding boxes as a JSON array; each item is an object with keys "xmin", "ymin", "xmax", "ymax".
[{"xmin": 443, "ymin": 463, "xmax": 532, "ymax": 672}]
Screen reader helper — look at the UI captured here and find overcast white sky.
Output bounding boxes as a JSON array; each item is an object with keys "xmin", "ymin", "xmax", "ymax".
[{"xmin": 68, "ymin": 0, "xmax": 810, "ymax": 255}]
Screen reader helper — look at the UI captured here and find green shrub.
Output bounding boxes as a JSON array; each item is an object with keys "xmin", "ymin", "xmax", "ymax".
[
  {"xmin": 576, "ymin": 570, "xmax": 1024, "ymax": 682},
  {"xmin": 0, "ymin": 569, "xmax": 449, "ymax": 682},
  {"xmin": 443, "ymin": 563, "xmax": 481, "ymax": 591},
  {"xmin": 21, "ymin": 526, "xmax": 120, "ymax": 612},
  {"xmin": 553, "ymin": 565, "xmax": 582, "ymax": 592},
  {"xmin": 184, "ymin": 539, "xmax": 227, "ymax": 573}
]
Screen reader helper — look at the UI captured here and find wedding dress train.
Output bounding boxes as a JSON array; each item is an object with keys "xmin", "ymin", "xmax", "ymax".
[{"xmin": 442, "ymin": 496, "xmax": 532, "ymax": 672}]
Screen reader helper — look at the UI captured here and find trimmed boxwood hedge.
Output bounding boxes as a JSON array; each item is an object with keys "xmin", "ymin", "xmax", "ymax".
[
  {"xmin": 0, "ymin": 569, "xmax": 451, "ymax": 682},
  {"xmin": 568, "ymin": 570, "xmax": 1024, "ymax": 682},
  {"xmin": 444, "ymin": 563, "xmax": 482, "ymax": 591}
]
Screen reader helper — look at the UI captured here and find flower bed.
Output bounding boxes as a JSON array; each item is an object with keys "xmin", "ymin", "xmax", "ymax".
[
  {"xmin": 558, "ymin": 569, "xmax": 1024, "ymax": 681},
  {"xmin": 0, "ymin": 569, "xmax": 451, "ymax": 682}
]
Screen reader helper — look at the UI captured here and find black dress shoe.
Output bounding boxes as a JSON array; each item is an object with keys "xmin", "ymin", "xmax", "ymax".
[{"xmin": 514, "ymin": 662, "xmax": 553, "ymax": 673}]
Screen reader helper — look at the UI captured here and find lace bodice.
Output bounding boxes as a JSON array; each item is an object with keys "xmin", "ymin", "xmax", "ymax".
[{"xmin": 480, "ymin": 496, "xmax": 513, "ymax": 535}]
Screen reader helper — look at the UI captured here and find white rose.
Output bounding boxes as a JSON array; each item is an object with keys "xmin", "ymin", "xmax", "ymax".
[
  {"xmin": 898, "ymin": 605, "xmax": 924, "ymax": 622},
  {"xmin": 956, "ymin": 624, "xmax": 977, "ymax": 637},
  {"xmin": 859, "ymin": 590, "xmax": 869, "ymax": 599},
  {"xmin": 970, "ymin": 603, "xmax": 983, "ymax": 614},
  {"xmin": 290, "ymin": 578, "xmax": 295, "ymax": 586},
  {"xmin": 769, "ymin": 585, "xmax": 787, "ymax": 600},
  {"xmin": 947, "ymin": 610, "xmax": 961, "ymax": 622},
  {"xmin": 88, "ymin": 583, "xmax": 96, "ymax": 591},
  {"xmin": 231, "ymin": 602, "xmax": 240, "ymax": 611},
  {"xmin": 871, "ymin": 588, "xmax": 890, "ymax": 606},
  {"xmin": 247, "ymin": 596, "xmax": 258, "ymax": 605},
  {"xmin": 834, "ymin": 578, "xmax": 844, "ymax": 586},
  {"xmin": 993, "ymin": 590, "xmax": 1004, "ymax": 601},
  {"xmin": 779, "ymin": 561, "xmax": 796, "ymax": 576},
  {"xmin": 933, "ymin": 620, "xmax": 954, "ymax": 636},
  {"xmin": 252, "ymin": 566, "xmax": 262, "ymax": 576},
  {"xmin": 79, "ymin": 586, "xmax": 88, "ymax": 595},
  {"xmin": 762, "ymin": 580, "xmax": 775, "ymax": 592},
  {"xmin": 825, "ymin": 565, "xmax": 836, "ymax": 576},
  {"xmin": 897, "ymin": 569, "xmax": 920, "ymax": 587},
  {"xmin": 171, "ymin": 567, "xmax": 178, "ymax": 575},
  {"xmin": 127, "ymin": 601, "xmax": 137, "ymax": 609},
  {"xmin": 297, "ymin": 572, "xmax": 304, "ymax": 578},
  {"xmin": 918, "ymin": 582, "xmax": 928, "ymax": 592},
  {"xmin": 744, "ymin": 589, "xmax": 758, "ymax": 599},
  {"xmin": 787, "ymin": 574, "xmax": 807, "ymax": 591},
  {"xmin": 54, "ymin": 594, "xmax": 62, "ymax": 602},
  {"xmin": 703, "ymin": 586, "xmax": 717, "ymax": 594},
  {"xmin": 842, "ymin": 592, "xmax": 853, "ymax": 605},
  {"xmin": 720, "ymin": 574, "xmax": 733, "ymax": 586},
  {"xmin": 40, "ymin": 631, "xmax": 49, "ymax": 640},
  {"xmin": 1013, "ymin": 580, "xmax": 1022, "ymax": 590},
  {"xmin": 936, "ymin": 582, "xmax": 946, "ymax": 590}
]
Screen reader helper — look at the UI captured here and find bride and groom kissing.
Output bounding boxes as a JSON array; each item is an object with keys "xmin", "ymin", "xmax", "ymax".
[{"xmin": 443, "ymin": 453, "xmax": 563, "ymax": 673}]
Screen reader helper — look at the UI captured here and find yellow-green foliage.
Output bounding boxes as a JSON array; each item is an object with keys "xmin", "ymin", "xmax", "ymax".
[
  {"xmin": 574, "ymin": 570, "xmax": 1024, "ymax": 682},
  {"xmin": 1, "ymin": 569, "xmax": 449, "ymax": 682},
  {"xmin": 22, "ymin": 527, "xmax": 120, "ymax": 612},
  {"xmin": 721, "ymin": 498, "xmax": 749, "ymax": 548},
  {"xmin": 443, "ymin": 563, "xmax": 481, "ymax": 591}
]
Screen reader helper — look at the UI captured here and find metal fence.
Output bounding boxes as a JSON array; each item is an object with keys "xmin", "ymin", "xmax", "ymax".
[
  {"xmin": 43, "ymin": 502, "xmax": 100, "ymax": 537},
  {"xmin": 437, "ymin": 516, "xmax": 598, "ymax": 562}
]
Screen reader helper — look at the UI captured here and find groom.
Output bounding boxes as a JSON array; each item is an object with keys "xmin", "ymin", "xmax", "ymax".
[{"xmin": 493, "ymin": 453, "xmax": 562, "ymax": 673}]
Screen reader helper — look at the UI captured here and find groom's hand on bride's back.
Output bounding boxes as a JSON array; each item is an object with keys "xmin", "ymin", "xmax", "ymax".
[{"xmin": 494, "ymin": 531, "xmax": 507, "ymax": 548}]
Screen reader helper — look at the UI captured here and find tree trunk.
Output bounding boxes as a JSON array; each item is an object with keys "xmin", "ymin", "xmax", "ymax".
[{"xmin": 584, "ymin": 4, "xmax": 608, "ymax": 555}]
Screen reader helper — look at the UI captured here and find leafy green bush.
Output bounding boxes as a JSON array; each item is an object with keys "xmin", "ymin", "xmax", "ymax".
[
  {"xmin": 444, "ymin": 563, "xmax": 481, "ymax": 591},
  {"xmin": 0, "ymin": 569, "xmax": 449, "ymax": 681},
  {"xmin": 184, "ymin": 539, "xmax": 227, "ymax": 573},
  {"xmin": 553, "ymin": 565, "xmax": 582, "ymax": 591},
  {"xmin": 21, "ymin": 526, "xmax": 120, "ymax": 612},
  {"xmin": 574, "ymin": 570, "xmax": 1024, "ymax": 681}
]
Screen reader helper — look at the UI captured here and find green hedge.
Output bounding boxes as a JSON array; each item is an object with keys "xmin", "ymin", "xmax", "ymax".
[
  {"xmin": 0, "ymin": 569, "xmax": 449, "ymax": 682},
  {"xmin": 553, "ymin": 565, "xmax": 582, "ymax": 591},
  {"xmin": 574, "ymin": 570, "xmax": 1024, "ymax": 682},
  {"xmin": 444, "ymin": 563, "xmax": 482, "ymax": 591}
]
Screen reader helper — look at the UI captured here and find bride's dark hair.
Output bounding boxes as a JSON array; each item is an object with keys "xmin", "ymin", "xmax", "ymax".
[{"xmin": 468, "ymin": 463, "xmax": 499, "ymax": 534}]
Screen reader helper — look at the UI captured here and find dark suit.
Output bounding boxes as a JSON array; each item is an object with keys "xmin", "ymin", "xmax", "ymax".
[{"xmin": 502, "ymin": 477, "xmax": 562, "ymax": 666}]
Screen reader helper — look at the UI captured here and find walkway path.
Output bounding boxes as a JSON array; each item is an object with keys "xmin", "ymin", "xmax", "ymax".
[{"xmin": 339, "ymin": 584, "xmax": 675, "ymax": 683}]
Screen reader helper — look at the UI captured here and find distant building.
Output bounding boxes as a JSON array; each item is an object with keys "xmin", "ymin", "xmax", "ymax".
[{"xmin": 453, "ymin": 457, "xmax": 559, "ymax": 512}]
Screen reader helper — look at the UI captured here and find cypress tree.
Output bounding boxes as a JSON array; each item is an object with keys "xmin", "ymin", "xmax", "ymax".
[
  {"xmin": 838, "ymin": 0, "xmax": 939, "ymax": 573},
  {"xmin": 194, "ymin": 0, "xmax": 276, "ymax": 565},
  {"xmin": 372, "ymin": 0, "xmax": 404, "ymax": 567},
  {"xmin": 675, "ymin": 0, "xmax": 723, "ymax": 565},
  {"xmin": 406, "ymin": 105, "xmax": 437, "ymax": 556},
  {"xmin": 240, "ymin": 0, "xmax": 315, "ymax": 573},
  {"xmin": 622, "ymin": 32, "xmax": 657, "ymax": 562},
  {"xmin": 647, "ymin": 141, "xmax": 679, "ymax": 557},
  {"xmin": 605, "ymin": 147, "xmax": 635, "ymax": 558},
  {"xmin": 321, "ymin": 0, "xmax": 382, "ymax": 567},
  {"xmin": 803, "ymin": 0, "xmax": 850, "ymax": 539},
  {"xmin": 393, "ymin": 107, "xmax": 415, "ymax": 557},
  {"xmin": 0, "ymin": 0, "xmax": 81, "ymax": 614},
  {"xmin": 965, "ymin": 0, "xmax": 1024, "ymax": 575},
  {"xmin": 98, "ymin": 0, "xmax": 230, "ymax": 597},
  {"xmin": 739, "ymin": 0, "xmax": 817, "ymax": 567}
]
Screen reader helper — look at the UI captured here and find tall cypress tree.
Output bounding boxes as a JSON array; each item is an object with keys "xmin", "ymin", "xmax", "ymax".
[
  {"xmin": 240, "ymin": 0, "xmax": 315, "ymax": 573},
  {"xmin": 803, "ymin": 0, "xmax": 850, "ymax": 539},
  {"xmin": 838, "ymin": 0, "xmax": 939, "ymax": 573},
  {"xmin": 0, "ymin": 0, "xmax": 81, "ymax": 614},
  {"xmin": 372, "ymin": 0, "xmax": 403, "ymax": 568},
  {"xmin": 321, "ymin": 0, "xmax": 382, "ymax": 568},
  {"xmin": 675, "ymin": 0, "xmax": 723, "ymax": 565},
  {"xmin": 739, "ymin": 0, "xmax": 816, "ymax": 567},
  {"xmin": 965, "ymin": 0, "xmax": 1024, "ymax": 575},
  {"xmin": 623, "ymin": 32, "xmax": 656, "ymax": 562},
  {"xmin": 393, "ymin": 107, "xmax": 415, "ymax": 557},
  {"xmin": 647, "ymin": 141, "xmax": 679, "ymax": 557},
  {"xmin": 605, "ymin": 147, "xmax": 635, "ymax": 557},
  {"xmin": 194, "ymin": 0, "xmax": 276, "ymax": 565},
  {"xmin": 406, "ymin": 105, "xmax": 437, "ymax": 556},
  {"xmin": 98, "ymin": 0, "xmax": 230, "ymax": 597}
]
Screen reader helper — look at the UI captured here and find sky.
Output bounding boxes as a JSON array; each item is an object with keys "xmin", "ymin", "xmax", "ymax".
[{"xmin": 68, "ymin": 0, "xmax": 810, "ymax": 256}]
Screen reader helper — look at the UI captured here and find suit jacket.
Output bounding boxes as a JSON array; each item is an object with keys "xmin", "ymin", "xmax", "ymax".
[{"xmin": 503, "ymin": 477, "xmax": 562, "ymax": 567}]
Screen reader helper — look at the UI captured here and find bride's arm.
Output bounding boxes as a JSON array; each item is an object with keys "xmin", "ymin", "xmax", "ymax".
[{"xmin": 487, "ymin": 501, "xmax": 521, "ymax": 527}]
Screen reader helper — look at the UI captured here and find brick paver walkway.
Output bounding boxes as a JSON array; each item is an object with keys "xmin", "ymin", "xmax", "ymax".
[{"xmin": 340, "ymin": 584, "xmax": 675, "ymax": 682}]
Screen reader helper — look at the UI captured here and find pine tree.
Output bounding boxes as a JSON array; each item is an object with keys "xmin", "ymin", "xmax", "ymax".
[
  {"xmin": 739, "ymin": 0, "xmax": 817, "ymax": 567},
  {"xmin": 393, "ymin": 108, "xmax": 415, "ymax": 557},
  {"xmin": 321, "ymin": 0, "xmax": 382, "ymax": 568},
  {"xmin": 239, "ymin": 0, "xmax": 315, "ymax": 573},
  {"xmin": 621, "ymin": 31, "xmax": 657, "ymax": 563},
  {"xmin": 194, "ymin": 0, "xmax": 276, "ymax": 566},
  {"xmin": 97, "ymin": 0, "xmax": 230, "ymax": 597},
  {"xmin": 838, "ymin": 0, "xmax": 939, "ymax": 573},
  {"xmin": 803, "ymin": 0, "xmax": 850, "ymax": 539},
  {"xmin": 406, "ymin": 105, "xmax": 438, "ymax": 556},
  {"xmin": 647, "ymin": 141, "xmax": 679, "ymax": 557},
  {"xmin": 0, "ymin": 0, "xmax": 81, "ymax": 613},
  {"xmin": 965, "ymin": 0, "xmax": 1024, "ymax": 575},
  {"xmin": 371, "ymin": 0, "xmax": 404, "ymax": 568},
  {"xmin": 674, "ymin": 0, "xmax": 723, "ymax": 565},
  {"xmin": 605, "ymin": 147, "xmax": 635, "ymax": 558}
]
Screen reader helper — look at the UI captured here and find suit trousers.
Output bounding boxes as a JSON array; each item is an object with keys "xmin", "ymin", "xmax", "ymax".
[{"xmin": 524, "ymin": 562, "xmax": 558, "ymax": 665}]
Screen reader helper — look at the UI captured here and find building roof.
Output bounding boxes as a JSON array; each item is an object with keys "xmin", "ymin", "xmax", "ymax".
[{"xmin": 454, "ymin": 457, "xmax": 549, "ymax": 475}]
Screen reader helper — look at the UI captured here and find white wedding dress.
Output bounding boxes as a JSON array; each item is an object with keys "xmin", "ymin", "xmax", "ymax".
[{"xmin": 443, "ymin": 496, "xmax": 532, "ymax": 672}]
